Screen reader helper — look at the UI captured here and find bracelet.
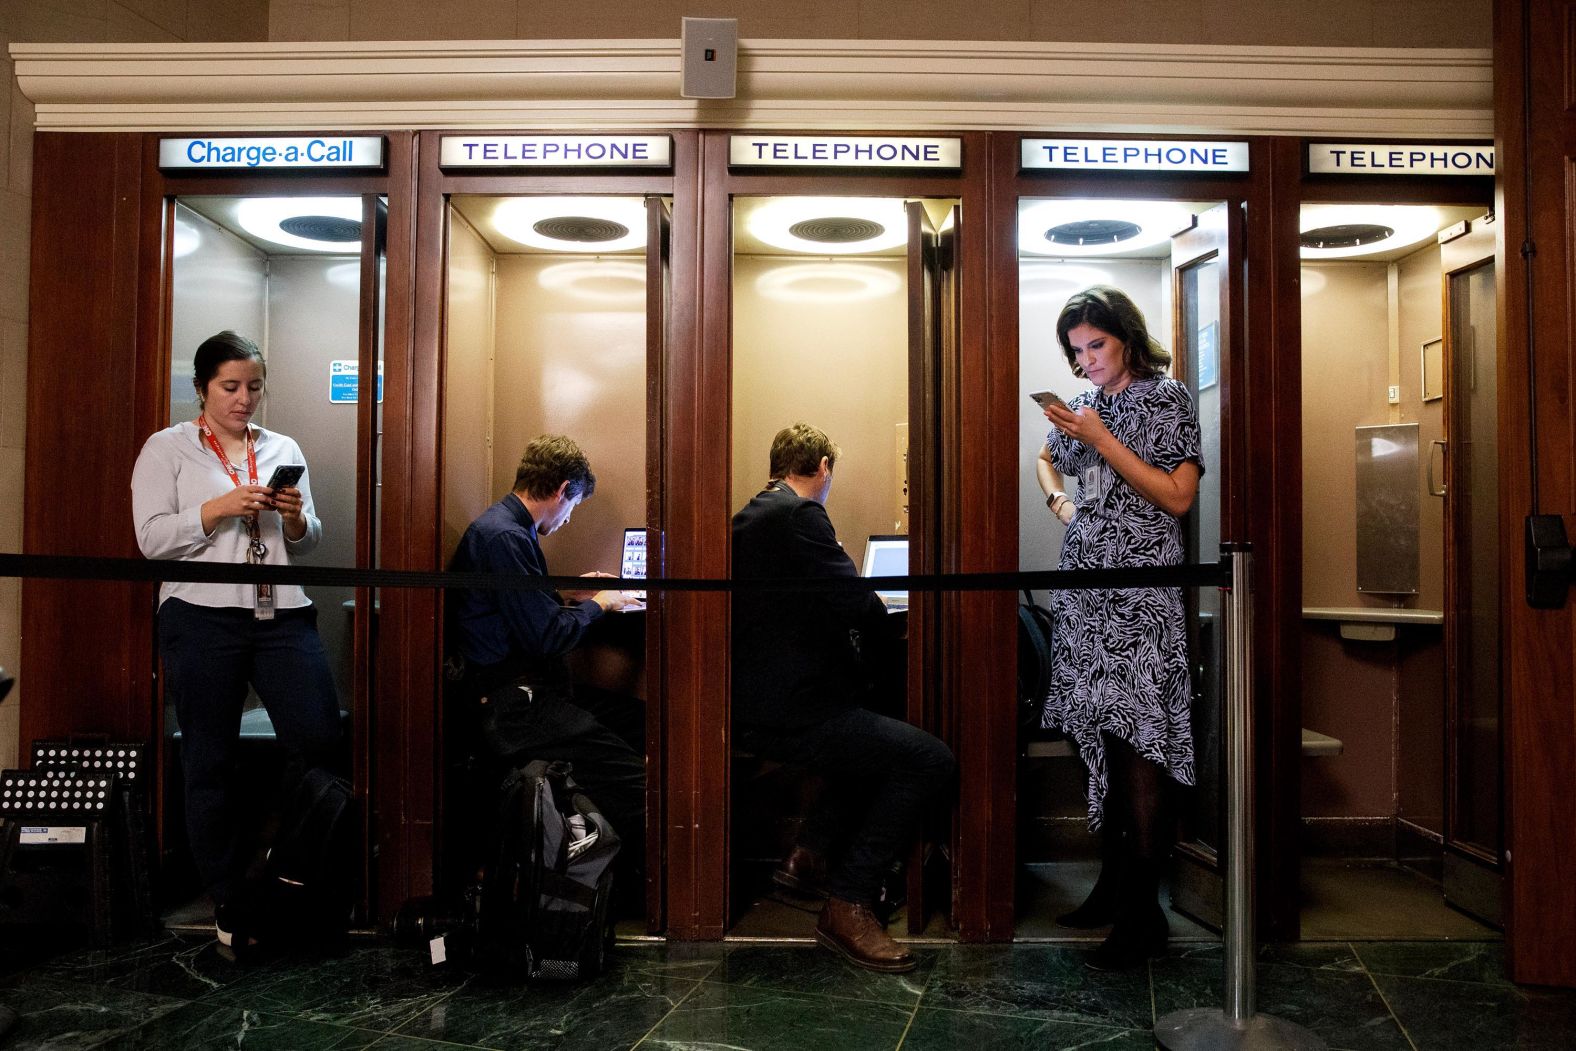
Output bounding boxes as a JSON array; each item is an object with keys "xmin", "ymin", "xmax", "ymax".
[{"xmin": 1047, "ymin": 491, "xmax": 1067, "ymax": 511}]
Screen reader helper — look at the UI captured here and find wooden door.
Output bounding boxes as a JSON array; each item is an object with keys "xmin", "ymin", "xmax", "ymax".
[{"xmin": 1494, "ymin": 0, "xmax": 1576, "ymax": 987}]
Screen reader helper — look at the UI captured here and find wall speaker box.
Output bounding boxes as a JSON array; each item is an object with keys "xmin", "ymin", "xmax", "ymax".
[{"xmin": 681, "ymin": 17, "xmax": 738, "ymax": 99}]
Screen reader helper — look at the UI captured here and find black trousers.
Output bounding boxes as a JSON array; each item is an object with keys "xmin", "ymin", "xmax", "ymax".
[
  {"xmin": 158, "ymin": 599, "xmax": 341, "ymax": 907},
  {"xmin": 737, "ymin": 707, "xmax": 954, "ymax": 905}
]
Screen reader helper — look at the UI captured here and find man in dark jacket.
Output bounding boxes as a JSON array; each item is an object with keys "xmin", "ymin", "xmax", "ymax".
[
  {"xmin": 732, "ymin": 423, "xmax": 954, "ymax": 973},
  {"xmin": 449, "ymin": 434, "xmax": 644, "ymax": 874}
]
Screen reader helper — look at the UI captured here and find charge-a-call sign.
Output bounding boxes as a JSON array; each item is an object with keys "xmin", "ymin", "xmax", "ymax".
[{"xmin": 159, "ymin": 137, "xmax": 385, "ymax": 171}]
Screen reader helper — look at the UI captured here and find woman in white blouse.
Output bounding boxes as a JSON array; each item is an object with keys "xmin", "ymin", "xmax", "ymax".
[{"xmin": 131, "ymin": 330, "xmax": 340, "ymax": 950}]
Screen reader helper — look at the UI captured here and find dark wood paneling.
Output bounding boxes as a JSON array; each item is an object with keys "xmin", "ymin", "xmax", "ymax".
[
  {"xmin": 1254, "ymin": 136, "xmax": 1306, "ymax": 940},
  {"xmin": 663, "ymin": 130, "xmax": 728, "ymax": 940},
  {"xmin": 21, "ymin": 133, "xmax": 151, "ymax": 747},
  {"xmin": 1495, "ymin": 0, "xmax": 1576, "ymax": 988}
]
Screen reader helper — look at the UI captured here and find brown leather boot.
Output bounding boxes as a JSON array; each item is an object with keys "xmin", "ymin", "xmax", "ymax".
[
  {"xmin": 772, "ymin": 845, "xmax": 828, "ymax": 899},
  {"xmin": 815, "ymin": 897, "xmax": 917, "ymax": 973}
]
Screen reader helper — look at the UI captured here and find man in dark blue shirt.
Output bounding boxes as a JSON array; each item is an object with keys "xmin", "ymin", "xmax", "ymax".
[{"xmin": 448, "ymin": 435, "xmax": 644, "ymax": 883}]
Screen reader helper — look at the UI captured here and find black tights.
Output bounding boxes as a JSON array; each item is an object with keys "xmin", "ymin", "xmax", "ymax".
[{"xmin": 1101, "ymin": 734, "xmax": 1170, "ymax": 864}]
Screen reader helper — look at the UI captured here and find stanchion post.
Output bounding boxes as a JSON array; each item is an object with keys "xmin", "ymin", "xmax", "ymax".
[{"xmin": 1154, "ymin": 545, "xmax": 1325, "ymax": 1051}]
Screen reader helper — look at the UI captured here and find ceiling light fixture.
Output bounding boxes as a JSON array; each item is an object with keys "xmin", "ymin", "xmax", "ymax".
[
  {"xmin": 1018, "ymin": 199, "xmax": 1196, "ymax": 257},
  {"xmin": 1298, "ymin": 204, "xmax": 1443, "ymax": 260},
  {"xmin": 235, "ymin": 197, "xmax": 363, "ymax": 252},
  {"xmin": 491, "ymin": 197, "xmax": 647, "ymax": 253},
  {"xmin": 748, "ymin": 197, "xmax": 908, "ymax": 255}
]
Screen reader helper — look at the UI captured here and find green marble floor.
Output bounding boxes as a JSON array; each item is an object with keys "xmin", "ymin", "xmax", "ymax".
[{"xmin": 2, "ymin": 934, "xmax": 1573, "ymax": 1050}]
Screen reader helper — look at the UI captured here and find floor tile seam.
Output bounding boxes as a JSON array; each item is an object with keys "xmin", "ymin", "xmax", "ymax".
[
  {"xmin": 7, "ymin": 972, "xmax": 195, "ymax": 1010},
  {"xmin": 379, "ymin": 983, "xmax": 475, "ymax": 1041},
  {"xmin": 1359, "ymin": 959, "xmax": 1421, "ymax": 1051},
  {"xmin": 627, "ymin": 968, "xmax": 711, "ymax": 1049},
  {"xmin": 695, "ymin": 975, "xmax": 927, "ymax": 1009},
  {"xmin": 905, "ymin": 1001, "xmax": 1138, "ymax": 1030}
]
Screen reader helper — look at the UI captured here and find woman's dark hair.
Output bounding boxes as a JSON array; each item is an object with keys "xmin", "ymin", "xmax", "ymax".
[
  {"xmin": 1055, "ymin": 286, "xmax": 1171, "ymax": 380},
  {"xmin": 192, "ymin": 331, "xmax": 265, "ymax": 404}
]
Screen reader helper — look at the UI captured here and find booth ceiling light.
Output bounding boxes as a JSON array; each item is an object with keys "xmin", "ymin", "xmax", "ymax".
[
  {"xmin": 1299, "ymin": 205, "xmax": 1443, "ymax": 259},
  {"xmin": 235, "ymin": 197, "xmax": 363, "ymax": 252},
  {"xmin": 1018, "ymin": 200, "xmax": 1195, "ymax": 256},
  {"xmin": 492, "ymin": 197, "xmax": 647, "ymax": 252},
  {"xmin": 748, "ymin": 197, "xmax": 908, "ymax": 255}
]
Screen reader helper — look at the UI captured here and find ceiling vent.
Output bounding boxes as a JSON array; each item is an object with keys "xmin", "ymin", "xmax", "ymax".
[
  {"xmin": 1299, "ymin": 223, "xmax": 1395, "ymax": 250},
  {"xmin": 1044, "ymin": 219, "xmax": 1142, "ymax": 247},
  {"xmin": 532, "ymin": 216, "xmax": 631, "ymax": 243},
  {"xmin": 277, "ymin": 215, "xmax": 362, "ymax": 243},
  {"xmin": 787, "ymin": 217, "xmax": 887, "ymax": 244}
]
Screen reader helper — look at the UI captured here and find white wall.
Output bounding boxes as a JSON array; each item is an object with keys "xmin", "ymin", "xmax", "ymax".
[{"xmin": 1017, "ymin": 257, "xmax": 1168, "ymax": 589}]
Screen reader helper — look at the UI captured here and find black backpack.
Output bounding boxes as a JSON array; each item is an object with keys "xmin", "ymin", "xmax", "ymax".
[
  {"xmin": 251, "ymin": 767, "xmax": 357, "ymax": 949},
  {"xmin": 482, "ymin": 760, "xmax": 620, "ymax": 980},
  {"xmin": 405, "ymin": 760, "xmax": 620, "ymax": 980}
]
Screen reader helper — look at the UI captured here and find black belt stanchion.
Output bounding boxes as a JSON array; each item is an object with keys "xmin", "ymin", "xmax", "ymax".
[{"xmin": 1154, "ymin": 545, "xmax": 1324, "ymax": 1051}]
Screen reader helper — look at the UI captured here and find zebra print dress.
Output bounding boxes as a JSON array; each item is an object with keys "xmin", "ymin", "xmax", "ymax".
[{"xmin": 1042, "ymin": 374, "xmax": 1203, "ymax": 830}]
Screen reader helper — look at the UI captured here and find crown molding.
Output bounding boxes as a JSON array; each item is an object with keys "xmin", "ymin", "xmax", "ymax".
[{"xmin": 10, "ymin": 38, "xmax": 1493, "ymax": 137}]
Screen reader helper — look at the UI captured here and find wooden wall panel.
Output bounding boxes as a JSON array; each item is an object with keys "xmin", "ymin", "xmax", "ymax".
[
  {"xmin": 20, "ymin": 133, "xmax": 152, "ymax": 748},
  {"xmin": 1494, "ymin": 0, "xmax": 1576, "ymax": 989}
]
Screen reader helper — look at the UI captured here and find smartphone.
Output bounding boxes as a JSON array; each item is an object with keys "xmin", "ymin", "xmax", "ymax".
[
  {"xmin": 1029, "ymin": 390, "xmax": 1069, "ymax": 411},
  {"xmin": 265, "ymin": 464, "xmax": 305, "ymax": 490}
]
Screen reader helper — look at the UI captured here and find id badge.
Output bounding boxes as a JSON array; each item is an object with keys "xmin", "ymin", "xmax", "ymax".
[
  {"xmin": 1079, "ymin": 461, "xmax": 1105, "ymax": 506},
  {"xmin": 254, "ymin": 582, "xmax": 276, "ymax": 621}
]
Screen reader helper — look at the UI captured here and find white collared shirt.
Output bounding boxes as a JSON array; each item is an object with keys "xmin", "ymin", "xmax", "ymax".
[{"xmin": 131, "ymin": 421, "xmax": 322, "ymax": 609}]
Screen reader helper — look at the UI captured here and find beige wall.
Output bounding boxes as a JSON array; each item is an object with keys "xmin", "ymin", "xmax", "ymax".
[
  {"xmin": 491, "ymin": 254, "xmax": 648, "ymax": 576},
  {"xmin": 732, "ymin": 254, "xmax": 908, "ymax": 571},
  {"xmin": 1300, "ymin": 251, "xmax": 1449, "ymax": 823},
  {"xmin": 269, "ymin": 0, "xmax": 1488, "ymax": 48},
  {"xmin": 0, "ymin": 1, "xmax": 270, "ymax": 769},
  {"xmin": 442, "ymin": 212, "xmax": 496, "ymax": 562}
]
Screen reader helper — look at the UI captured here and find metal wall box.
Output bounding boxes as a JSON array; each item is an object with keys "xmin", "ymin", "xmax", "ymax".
[{"xmin": 1355, "ymin": 423, "xmax": 1420, "ymax": 594}]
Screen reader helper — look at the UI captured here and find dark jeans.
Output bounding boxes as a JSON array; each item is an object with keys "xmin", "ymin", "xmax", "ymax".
[
  {"xmin": 737, "ymin": 707, "xmax": 955, "ymax": 905},
  {"xmin": 472, "ymin": 679, "xmax": 646, "ymax": 877},
  {"xmin": 158, "ymin": 598, "xmax": 341, "ymax": 906}
]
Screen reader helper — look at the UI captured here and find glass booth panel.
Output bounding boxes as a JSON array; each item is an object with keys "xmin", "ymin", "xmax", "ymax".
[{"xmin": 1448, "ymin": 260, "xmax": 1500, "ymax": 859}]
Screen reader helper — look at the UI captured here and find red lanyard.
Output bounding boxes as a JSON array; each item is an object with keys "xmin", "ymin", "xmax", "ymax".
[{"xmin": 196, "ymin": 416, "xmax": 258, "ymax": 489}]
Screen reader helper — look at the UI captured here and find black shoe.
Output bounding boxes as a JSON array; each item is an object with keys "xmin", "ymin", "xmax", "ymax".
[{"xmin": 1086, "ymin": 902, "xmax": 1168, "ymax": 970}]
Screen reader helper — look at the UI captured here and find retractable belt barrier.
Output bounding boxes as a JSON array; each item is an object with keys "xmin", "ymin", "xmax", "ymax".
[
  {"xmin": 0, "ymin": 552, "xmax": 1230, "ymax": 595},
  {"xmin": 1, "ymin": 547, "xmax": 1317, "ymax": 1047}
]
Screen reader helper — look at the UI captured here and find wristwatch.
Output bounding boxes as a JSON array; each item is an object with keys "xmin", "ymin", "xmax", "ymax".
[{"xmin": 1046, "ymin": 490, "xmax": 1067, "ymax": 510}]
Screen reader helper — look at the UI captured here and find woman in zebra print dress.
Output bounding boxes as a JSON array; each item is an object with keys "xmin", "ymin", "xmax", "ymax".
[{"xmin": 1035, "ymin": 286, "xmax": 1203, "ymax": 970}]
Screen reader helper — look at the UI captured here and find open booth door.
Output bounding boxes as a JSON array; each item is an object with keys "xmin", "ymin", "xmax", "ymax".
[
  {"xmin": 643, "ymin": 195, "xmax": 672, "ymax": 933},
  {"xmin": 904, "ymin": 199, "xmax": 960, "ymax": 934},
  {"xmin": 1168, "ymin": 201, "xmax": 1236, "ymax": 928}
]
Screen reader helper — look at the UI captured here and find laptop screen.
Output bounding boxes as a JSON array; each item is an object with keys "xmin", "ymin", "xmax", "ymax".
[
  {"xmin": 621, "ymin": 528, "xmax": 648, "ymax": 600},
  {"xmin": 860, "ymin": 534, "xmax": 909, "ymax": 603}
]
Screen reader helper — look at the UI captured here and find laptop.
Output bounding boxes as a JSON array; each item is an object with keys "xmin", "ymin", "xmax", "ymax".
[
  {"xmin": 620, "ymin": 527, "xmax": 648, "ymax": 603},
  {"xmin": 860, "ymin": 534, "xmax": 909, "ymax": 611}
]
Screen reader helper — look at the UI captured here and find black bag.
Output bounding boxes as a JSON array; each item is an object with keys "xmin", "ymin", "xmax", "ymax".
[
  {"xmin": 252, "ymin": 767, "xmax": 357, "ymax": 947},
  {"xmin": 479, "ymin": 760, "xmax": 620, "ymax": 979},
  {"xmin": 1018, "ymin": 589, "xmax": 1056, "ymax": 709},
  {"xmin": 403, "ymin": 759, "xmax": 620, "ymax": 980}
]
